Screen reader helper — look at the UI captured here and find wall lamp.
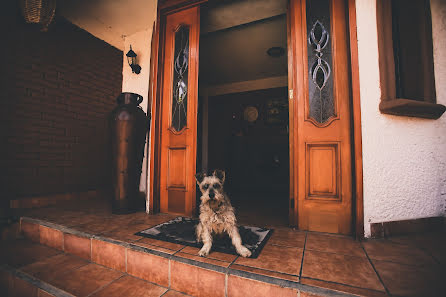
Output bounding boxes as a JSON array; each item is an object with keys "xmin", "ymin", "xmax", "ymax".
[{"xmin": 126, "ymin": 45, "xmax": 142, "ymax": 74}]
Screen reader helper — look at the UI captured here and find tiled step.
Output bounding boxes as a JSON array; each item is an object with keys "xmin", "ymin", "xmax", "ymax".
[
  {"xmin": 16, "ymin": 217, "xmax": 358, "ymax": 297},
  {"xmin": 1, "ymin": 222, "xmax": 20, "ymax": 241},
  {"xmin": 0, "ymin": 239, "xmax": 191, "ymax": 297}
]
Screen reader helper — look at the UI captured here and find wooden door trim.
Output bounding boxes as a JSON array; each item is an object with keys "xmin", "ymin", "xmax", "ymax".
[
  {"xmin": 148, "ymin": 9, "xmax": 161, "ymax": 214},
  {"xmin": 348, "ymin": 0, "xmax": 364, "ymax": 240},
  {"xmin": 149, "ymin": 1, "xmax": 204, "ymax": 215},
  {"xmin": 287, "ymin": 0, "xmax": 297, "ymax": 226}
]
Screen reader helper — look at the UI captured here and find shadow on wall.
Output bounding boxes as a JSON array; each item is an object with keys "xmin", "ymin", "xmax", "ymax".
[{"xmin": 0, "ymin": 2, "xmax": 123, "ymax": 210}]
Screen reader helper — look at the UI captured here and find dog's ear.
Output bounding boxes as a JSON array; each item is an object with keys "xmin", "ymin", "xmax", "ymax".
[
  {"xmin": 213, "ymin": 169, "xmax": 225, "ymax": 183},
  {"xmin": 195, "ymin": 172, "xmax": 206, "ymax": 184}
]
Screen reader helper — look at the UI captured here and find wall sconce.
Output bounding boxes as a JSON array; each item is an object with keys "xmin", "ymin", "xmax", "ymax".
[{"xmin": 126, "ymin": 45, "xmax": 142, "ymax": 74}]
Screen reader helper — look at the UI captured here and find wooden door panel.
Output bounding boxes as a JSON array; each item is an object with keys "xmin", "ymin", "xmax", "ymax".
[
  {"xmin": 290, "ymin": 0, "xmax": 352, "ymax": 234},
  {"xmin": 167, "ymin": 147, "xmax": 187, "ymax": 189},
  {"xmin": 306, "ymin": 142, "xmax": 340, "ymax": 199},
  {"xmin": 160, "ymin": 6, "xmax": 200, "ymax": 216}
]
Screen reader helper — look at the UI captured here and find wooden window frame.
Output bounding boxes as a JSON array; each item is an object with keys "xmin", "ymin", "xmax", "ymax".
[{"xmin": 376, "ymin": 0, "xmax": 445, "ymax": 119}]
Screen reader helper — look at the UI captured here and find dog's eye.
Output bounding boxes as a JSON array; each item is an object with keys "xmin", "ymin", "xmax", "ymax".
[
  {"xmin": 203, "ymin": 184, "xmax": 209, "ymax": 190},
  {"xmin": 213, "ymin": 183, "xmax": 221, "ymax": 189}
]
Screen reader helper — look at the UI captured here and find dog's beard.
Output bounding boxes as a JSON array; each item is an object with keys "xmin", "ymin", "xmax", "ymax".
[
  {"xmin": 201, "ymin": 193, "xmax": 224, "ymax": 211},
  {"xmin": 208, "ymin": 199, "xmax": 222, "ymax": 211}
]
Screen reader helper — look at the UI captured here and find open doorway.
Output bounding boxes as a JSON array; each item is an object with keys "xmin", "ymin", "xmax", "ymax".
[{"xmin": 197, "ymin": 0, "xmax": 289, "ymax": 227}]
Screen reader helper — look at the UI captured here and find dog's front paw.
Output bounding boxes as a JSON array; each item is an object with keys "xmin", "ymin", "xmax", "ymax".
[
  {"xmin": 237, "ymin": 246, "xmax": 252, "ymax": 258},
  {"xmin": 198, "ymin": 247, "xmax": 210, "ymax": 257}
]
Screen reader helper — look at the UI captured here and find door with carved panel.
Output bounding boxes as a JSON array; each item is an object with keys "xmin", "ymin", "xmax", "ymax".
[
  {"xmin": 289, "ymin": 0, "xmax": 353, "ymax": 234},
  {"xmin": 159, "ymin": 6, "xmax": 200, "ymax": 216}
]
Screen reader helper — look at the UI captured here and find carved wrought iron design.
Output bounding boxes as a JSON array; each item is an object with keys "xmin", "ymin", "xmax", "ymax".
[
  {"xmin": 306, "ymin": 0, "xmax": 334, "ymax": 124},
  {"xmin": 171, "ymin": 26, "xmax": 189, "ymax": 132},
  {"xmin": 309, "ymin": 21, "xmax": 331, "ymax": 90}
]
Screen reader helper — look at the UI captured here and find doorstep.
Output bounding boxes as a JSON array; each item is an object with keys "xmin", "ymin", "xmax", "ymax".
[
  {"xmin": 10, "ymin": 210, "xmax": 445, "ymax": 297},
  {"xmin": 16, "ymin": 216, "xmax": 381, "ymax": 297}
]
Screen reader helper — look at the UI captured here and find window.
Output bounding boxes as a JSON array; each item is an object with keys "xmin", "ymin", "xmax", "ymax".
[{"xmin": 377, "ymin": 0, "xmax": 445, "ymax": 119}]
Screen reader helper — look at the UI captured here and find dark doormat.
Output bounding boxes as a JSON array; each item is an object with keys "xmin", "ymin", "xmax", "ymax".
[{"xmin": 135, "ymin": 217, "xmax": 273, "ymax": 258}]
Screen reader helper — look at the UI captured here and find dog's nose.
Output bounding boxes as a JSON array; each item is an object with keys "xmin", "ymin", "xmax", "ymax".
[{"xmin": 209, "ymin": 191, "xmax": 215, "ymax": 199}]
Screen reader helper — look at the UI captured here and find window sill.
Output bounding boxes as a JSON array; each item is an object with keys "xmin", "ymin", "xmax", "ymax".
[{"xmin": 379, "ymin": 98, "xmax": 446, "ymax": 119}]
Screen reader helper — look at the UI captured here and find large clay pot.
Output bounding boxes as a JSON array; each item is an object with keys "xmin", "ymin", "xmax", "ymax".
[{"xmin": 110, "ymin": 92, "xmax": 148, "ymax": 214}]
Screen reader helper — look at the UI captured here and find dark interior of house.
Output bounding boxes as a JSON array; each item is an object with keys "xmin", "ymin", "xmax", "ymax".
[
  {"xmin": 197, "ymin": 0, "xmax": 289, "ymax": 227},
  {"xmin": 206, "ymin": 88, "xmax": 289, "ymax": 227}
]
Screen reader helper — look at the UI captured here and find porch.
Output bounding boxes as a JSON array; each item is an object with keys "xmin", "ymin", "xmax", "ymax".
[{"xmin": 1, "ymin": 198, "xmax": 444, "ymax": 297}]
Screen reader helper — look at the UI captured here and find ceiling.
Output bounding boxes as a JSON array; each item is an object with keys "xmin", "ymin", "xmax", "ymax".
[
  {"xmin": 57, "ymin": 0, "xmax": 288, "ymax": 83},
  {"xmin": 200, "ymin": 1, "xmax": 288, "ymax": 86},
  {"xmin": 58, "ymin": 0, "xmax": 157, "ymax": 50},
  {"xmin": 201, "ymin": 0, "xmax": 287, "ymax": 34}
]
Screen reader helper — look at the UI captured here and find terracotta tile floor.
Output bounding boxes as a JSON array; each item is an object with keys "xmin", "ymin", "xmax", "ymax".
[
  {"xmin": 0, "ymin": 240, "xmax": 191, "ymax": 297},
  {"xmin": 6, "ymin": 200, "xmax": 446, "ymax": 297}
]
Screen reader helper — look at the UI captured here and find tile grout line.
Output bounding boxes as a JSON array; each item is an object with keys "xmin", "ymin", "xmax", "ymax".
[
  {"xmin": 178, "ymin": 250, "xmax": 236, "ymax": 266},
  {"xmin": 229, "ymin": 255, "xmax": 239, "ymax": 267},
  {"xmin": 300, "ymin": 275, "xmax": 391, "ymax": 294},
  {"xmin": 52, "ymin": 253, "xmax": 91, "ymax": 281},
  {"xmin": 62, "ymin": 231, "xmax": 65, "ymax": 252},
  {"xmin": 168, "ymin": 258, "xmax": 171, "ymax": 288},
  {"xmin": 125, "ymin": 247, "xmax": 128, "ymax": 273},
  {"xmin": 84, "ymin": 274, "xmax": 126, "ymax": 297},
  {"xmin": 22, "ymin": 251, "xmax": 91, "ymax": 284},
  {"xmin": 3, "ymin": 266, "xmax": 76, "ymax": 297},
  {"xmin": 172, "ymin": 245, "xmax": 187, "ymax": 256},
  {"xmin": 90, "ymin": 238, "xmax": 93, "ymax": 261},
  {"xmin": 406, "ymin": 238, "xmax": 443, "ymax": 266},
  {"xmin": 225, "ymin": 273, "xmax": 228, "ymax": 297},
  {"xmin": 360, "ymin": 242, "xmax": 391, "ymax": 296},
  {"xmin": 225, "ymin": 253, "xmax": 240, "ymax": 296},
  {"xmin": 303, "ymin": 247, "xmax": 367, "ymax": 258},
  {"xmin": 298, "ymin": 231, "xmax": 308, "ymax": 280},
  {"xmin": 355, "ymin": 256, "xmax": 439, "ymax": 268},
  {"xmin": 91, "ymin": 260, "xmax": 170, "ymax": 291},
  {"xmin": 230, "ymin": 262, "xmax": 299, "ymax": 278}
]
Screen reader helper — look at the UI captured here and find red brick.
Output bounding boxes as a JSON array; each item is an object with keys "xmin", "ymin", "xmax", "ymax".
[{"xmin": 3, "ymin": 15, "xmax": 122, "ymax": 200}]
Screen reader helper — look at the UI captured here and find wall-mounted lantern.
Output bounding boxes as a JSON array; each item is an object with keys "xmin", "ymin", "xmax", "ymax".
[{"xmin": 126, "ymin": 45, "xmax": 142, "ymax": 74}]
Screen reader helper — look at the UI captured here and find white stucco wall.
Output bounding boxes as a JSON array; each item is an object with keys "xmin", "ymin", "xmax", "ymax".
[
  {"xmin": 120, "ymin": 3, "xmax": 157, "ymax": 210},
  {"xmin": 121, "ymin": 28, "xmax": 154, "ymax": 198},
  {"xmin": 122, "ymin": 29, "xmax": 153, "ymax": 115},
  {"xmin": 356, "ymin": 0, "xmax": 446, "ymax": 237}
]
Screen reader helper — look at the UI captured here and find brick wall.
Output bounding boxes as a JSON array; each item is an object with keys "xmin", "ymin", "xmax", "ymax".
[{"xmin": 0, "ymin": 5, "xmax": 123, "ymax": 204}]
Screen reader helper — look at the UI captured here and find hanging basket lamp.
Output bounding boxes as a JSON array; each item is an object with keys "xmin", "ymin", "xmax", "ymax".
[{"xmin": 20, "ymin": 0, "xmax": 57, "ymax": 31}]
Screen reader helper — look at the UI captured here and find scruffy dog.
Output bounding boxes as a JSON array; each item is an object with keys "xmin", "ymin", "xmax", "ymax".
[{"xmin": 195, "ymin": 170, "xmax": 251, "ymax": 258}]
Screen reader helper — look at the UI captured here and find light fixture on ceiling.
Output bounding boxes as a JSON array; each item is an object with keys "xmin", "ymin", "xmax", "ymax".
[
  {"xmin": 126, "ymin": 45, "xmax": 142, "ymax": 74},
  {"xmin": 267, "ymin": 46, "xmax": 285, "ymax": 58}
]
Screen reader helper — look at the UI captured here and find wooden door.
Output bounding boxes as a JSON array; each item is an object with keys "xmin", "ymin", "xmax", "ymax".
[
  {"xmin": 289, "ymin": 0, "xmax": 353, "ymax": 234},
  {"xmin": 159, "ymin": 6, "xmax": 200, "ymax": 216}
]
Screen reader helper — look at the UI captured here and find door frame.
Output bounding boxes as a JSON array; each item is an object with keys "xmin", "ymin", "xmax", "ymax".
[{"xmin": 148, "ymin": 0, "xmax": 364, "ymax": 239}]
